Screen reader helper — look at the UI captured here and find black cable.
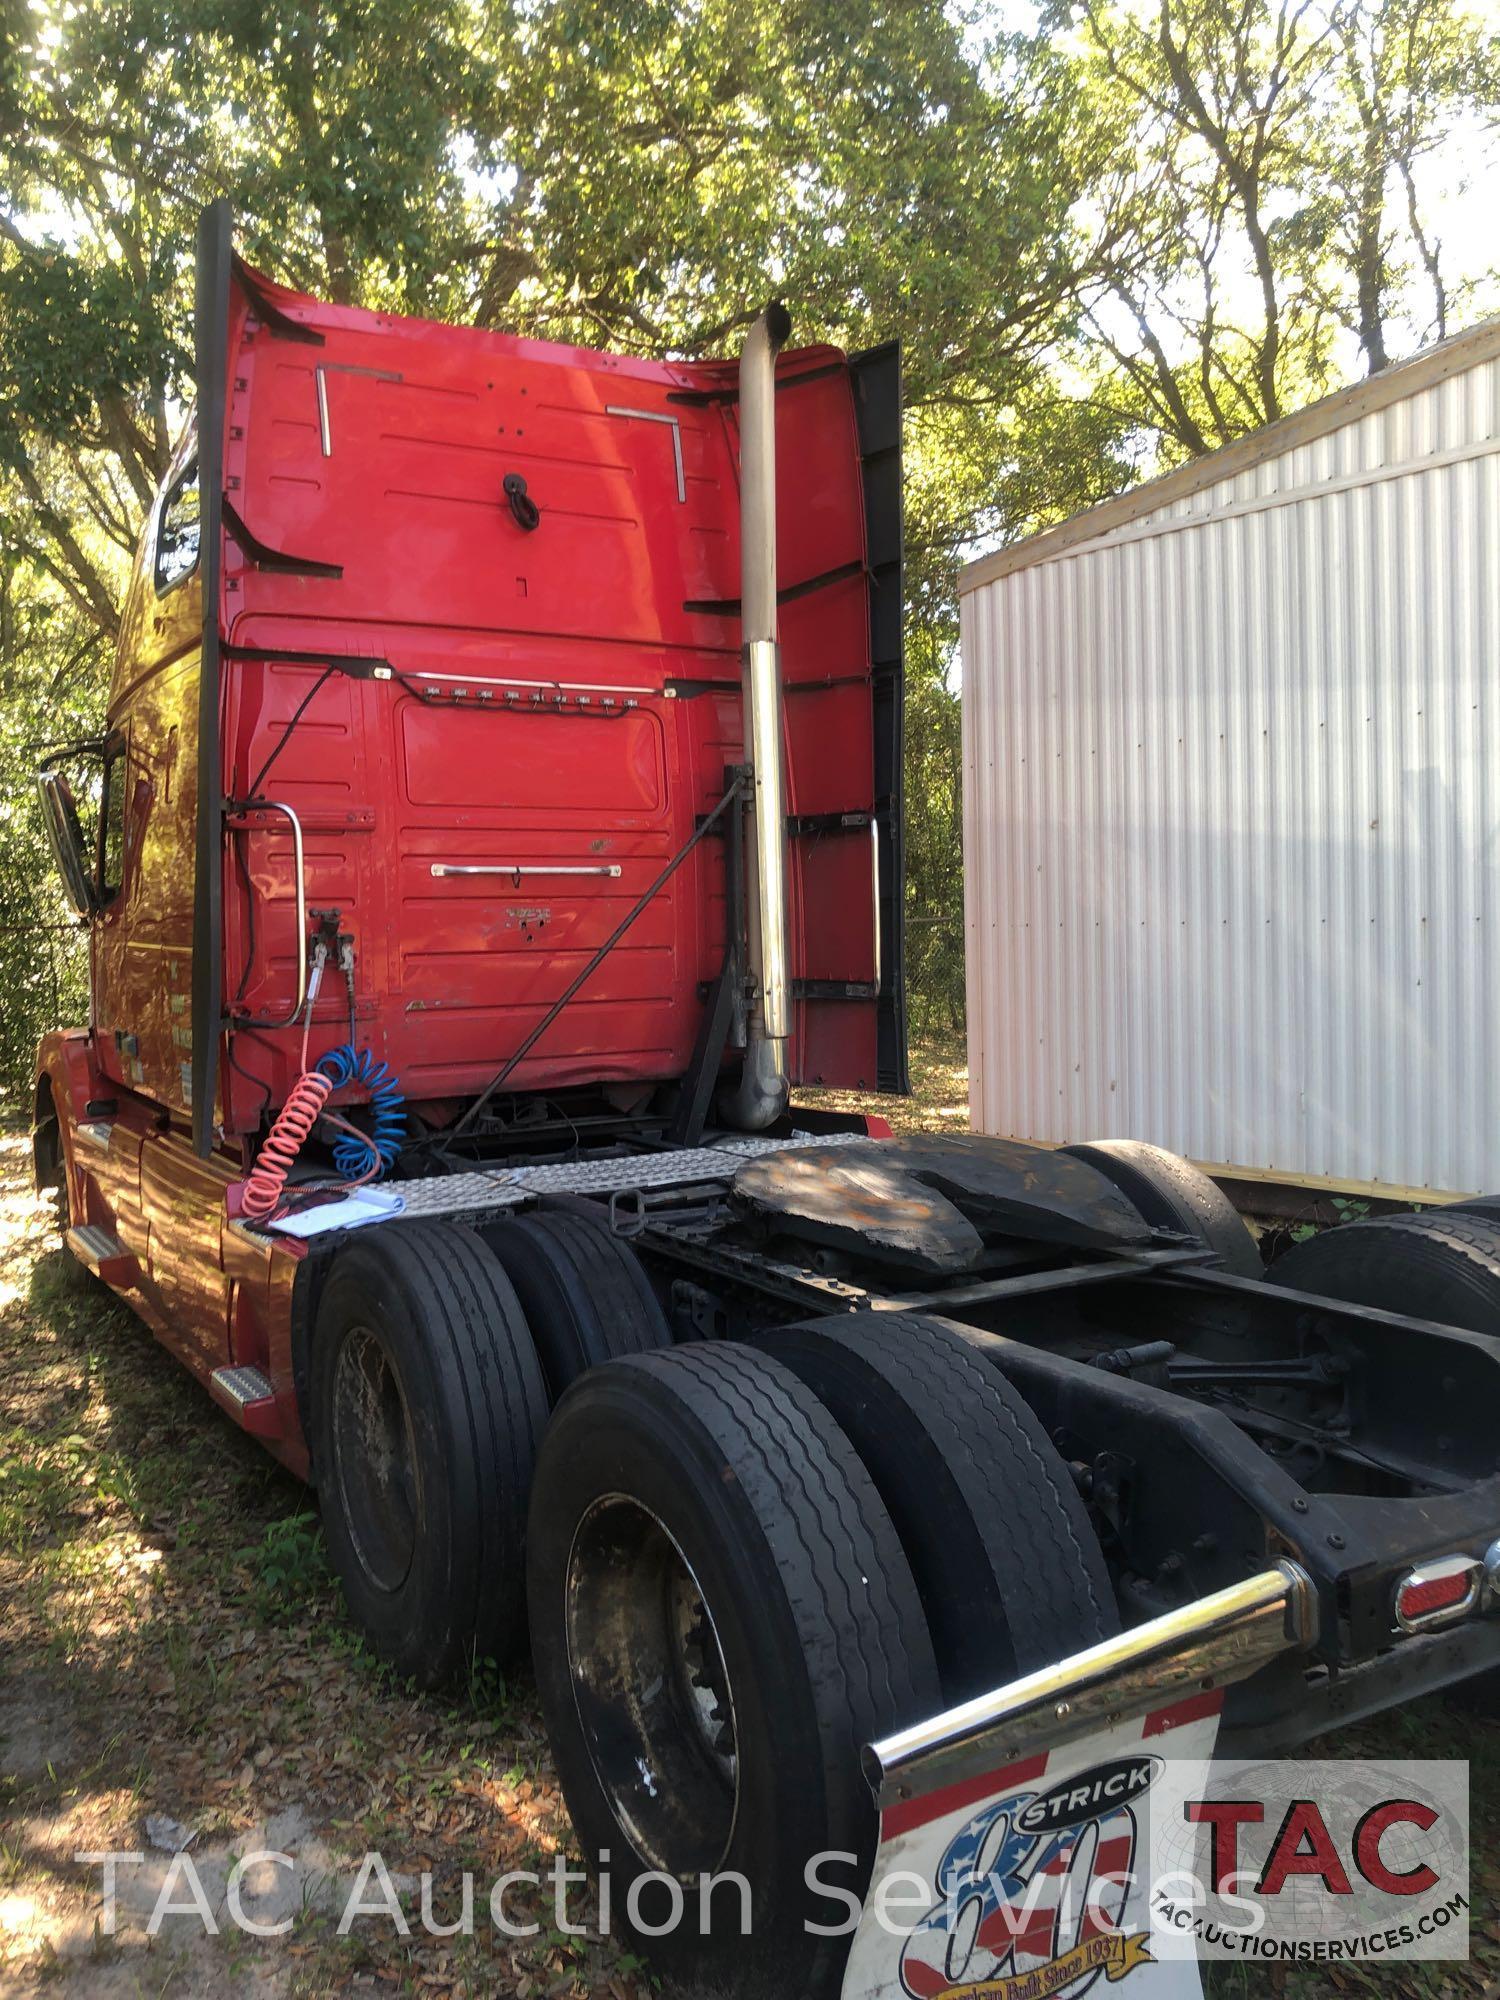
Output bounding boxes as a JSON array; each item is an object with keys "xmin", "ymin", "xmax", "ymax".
[
  {"xmin": 452, "ymin": 773, "xmax": 745, "ymax": 1137},
  {"xmin": 224, "ymin": 1025, "xmax": 274, "ymax": 1126},
  {"xmin": 243, "ymin": 664, "xmax": 337, "ymax": 801},
  {"xmin": 553, "ymin": 1098, "xmax": 582, "ymax": 1160},
  {"xmin": 503, "ymin": 472, "xmax": 540, "ymax": 530},
  {"xmin": 232, "ymin": 832, "xmax": 258, "ymax": 1007}
]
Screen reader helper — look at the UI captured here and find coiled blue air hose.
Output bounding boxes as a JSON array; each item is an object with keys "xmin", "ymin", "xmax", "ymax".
[{"xmin": 315, "ymin": 1044, "xmax": 405, "ymax": 1180}]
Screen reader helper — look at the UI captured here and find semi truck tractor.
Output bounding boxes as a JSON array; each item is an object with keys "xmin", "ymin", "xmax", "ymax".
[{"xmin": 31, "ymin": 202, "xmax": 1500, "ymax": 1996}]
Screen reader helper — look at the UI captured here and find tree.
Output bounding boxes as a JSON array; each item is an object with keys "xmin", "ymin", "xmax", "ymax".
[
  {"xmin": 1317, "ymin": 0, "xmax": 1500, "ymax": 368},
  {"xmin": 1058, "ymin": 0, "xmax": 1345, "ymax": 450},
  {"xmin": 1, "ymin": 0, "xmax": 1100, "ymax": 637},
  {"xmin": 1043, "ymin": 0, "xmax": 1500, "ymax": 462}
]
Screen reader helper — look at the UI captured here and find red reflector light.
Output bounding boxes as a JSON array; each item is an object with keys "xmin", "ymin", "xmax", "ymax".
[
  {"xmin": 1394, "ymin": 1556, "xmax": 1481, "ymax": 1632},
  {"xmin": 1401, "ymin": 1575, "xmax": 1469, "ymax": 1617}
]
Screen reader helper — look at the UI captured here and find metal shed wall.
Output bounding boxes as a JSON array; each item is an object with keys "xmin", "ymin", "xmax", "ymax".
[{"xmin": 960, "ymin": 328, "xmax": 1500, "ymax": 1197}]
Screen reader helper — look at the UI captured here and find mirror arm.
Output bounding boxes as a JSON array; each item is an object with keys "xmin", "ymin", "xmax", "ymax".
[{"xmin": 29, "ymin": 734, "xmax": 109, "ymax": 765}]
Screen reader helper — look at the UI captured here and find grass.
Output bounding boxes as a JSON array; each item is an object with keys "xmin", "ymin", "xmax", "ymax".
[
  {"xmin": 0, "ymin": 1130, "xmax": 619, "ymax": 1998},
  {"xmin": 0, "ymin": 1054, "xmax": 1496, "ymax": 1997}
]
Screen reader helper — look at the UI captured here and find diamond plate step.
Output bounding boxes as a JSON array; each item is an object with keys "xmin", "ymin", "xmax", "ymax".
[
  {"xmin": 65, "ymin": 1223, "xmax": 138, "ymax": 1287},
  {"xmin": 391, "ymin": 1130, "xmax": 871, "ymax": 1223},
  {"xmin": 208, "ymin": 1365, "xmax": 281, "ymax": 1439},
  {"xmin": 231, "ymin": 1130, "xmax": 875, "ymax": 1235}
]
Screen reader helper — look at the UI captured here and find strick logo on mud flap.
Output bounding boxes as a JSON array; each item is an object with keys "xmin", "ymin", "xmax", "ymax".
[{"xmin": 899, "ymin": 1757, "xmax": 1162, "ymax": 2000}]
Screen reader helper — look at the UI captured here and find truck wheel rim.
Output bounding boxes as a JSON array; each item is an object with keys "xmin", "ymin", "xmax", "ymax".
[
  {"xmin": 565, "ymin": 1494, "xmax": 739, "ymax": 1876},
  {"xmin": 331, "ymin": 1325, "xmax": 419, "ymax": 1593}
]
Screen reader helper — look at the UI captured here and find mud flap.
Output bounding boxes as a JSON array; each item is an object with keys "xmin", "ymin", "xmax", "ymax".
[
  {"xmin": 841, "ymin": 1698, "xmax": 1220, "ymax": 2000},
  {"xmin": 840, "ymin": 1564, "xmax": 1315, "ymax": 2000}
]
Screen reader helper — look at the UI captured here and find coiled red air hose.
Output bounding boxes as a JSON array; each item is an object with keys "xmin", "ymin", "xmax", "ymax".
[
  {"xmin": 236, "ymin": 951, "xmax": 382, "ymax": 1222},
  {"xmin": 240, "ymin": 1069, "xmax": 335, "ymax": 1220}
]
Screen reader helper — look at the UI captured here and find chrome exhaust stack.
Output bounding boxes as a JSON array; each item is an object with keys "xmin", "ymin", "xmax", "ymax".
[{"xmin": 720, "ymin": 302, "xmax": 793, "ymax": 1131}]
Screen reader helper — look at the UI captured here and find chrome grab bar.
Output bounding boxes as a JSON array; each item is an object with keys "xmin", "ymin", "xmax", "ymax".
[
  {"xmin": 429, "ymin": 863, "xmax": 622, "ymax": 879},
  {"xmin": 866, "ymin": 1560, "xmax": 1316, "ymax": 1812},
  {"xmin": 231, "ymin": 801, "xmax": 308, "ymax": 1027},
  {"xmin": 871, "ymin": 817, "xmax": 882, "ymax": 998},
  {"xmin": 605, "ymin": 406, "xmax": 687, "ymax": 503}
]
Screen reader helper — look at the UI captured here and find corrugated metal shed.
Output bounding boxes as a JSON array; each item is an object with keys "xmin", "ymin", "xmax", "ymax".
[{"xmin": 959, "ymin": 318, "xmax": 1500, "ymax": 1198}]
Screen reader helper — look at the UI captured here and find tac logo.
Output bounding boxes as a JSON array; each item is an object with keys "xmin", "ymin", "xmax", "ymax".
[{"xmin": 899, "ymin": 1757, "xmax": 1161, "ymax": 1999}]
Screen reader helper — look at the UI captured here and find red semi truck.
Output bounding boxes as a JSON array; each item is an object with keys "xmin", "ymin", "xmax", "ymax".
[{"xmin": 31, "ymin": 203, "xmax": 1500, "ymax": 1995}]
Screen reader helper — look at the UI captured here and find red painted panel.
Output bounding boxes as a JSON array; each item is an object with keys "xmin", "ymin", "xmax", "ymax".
[
  {"xmin": 399, "ymin": 704, "xmax": 665, "ymax": 813},
  {"xmin": 148, "ymin": 258, "xmax": 884, "ymax": 1130},
  {"xmin": 44, "ymin": 256, "xmax": 898, "ymax": 1472}
]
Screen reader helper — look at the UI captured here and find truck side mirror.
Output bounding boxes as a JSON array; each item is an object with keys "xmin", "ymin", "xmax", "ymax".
[{"xmin": 37, "ymin": 767, "xmax": 102, "ymax": 919}]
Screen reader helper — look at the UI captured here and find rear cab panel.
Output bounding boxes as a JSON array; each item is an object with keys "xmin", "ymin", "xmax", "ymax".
[{"xmin": 208, "ymin": 258, "xmax": 898, "ymax": 1131}]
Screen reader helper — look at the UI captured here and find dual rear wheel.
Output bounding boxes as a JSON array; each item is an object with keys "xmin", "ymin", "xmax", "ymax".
[
  {"xmin": 529, "ymin": 1342, "xmax": 940, "ymax": 1993},
  {"xmin": 1264, "ymin": 1201, "xmax": 1500, "ymax": 1722},
  {"xmin": 1267, "ymin": 1203, "xmax": 1500, "ymax": 1336},
  {"xmin": 311, "ymin": 1211, "xmax": 1119, "ymax": 1994},
  {"xmin": 310, "ymin": 1202, "xmax": 670, "ymax": 1686},
  {"xmin": 311, "ymin": 1220, "xmax": 548, "ymax": 1686},
  {"xmin": 527, "ymin": 1315, "xmax": 1118, "ymax": 1991}
]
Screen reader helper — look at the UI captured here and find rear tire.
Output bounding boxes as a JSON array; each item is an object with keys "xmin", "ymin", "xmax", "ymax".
[
  {"xmin": 1272, "ymin": 1209, "xmax": 1500, "ymax": 1714},
  {"xmin": 752, "ymin": 1310, "xmax": 1118, "ymax": 1704},
  {"xmin": 1062, "ymin": 1138, "xmax": 1262, "ymax": 1277},
  {"xmin": 1442, "ymin": 1194, "xmax": 1500, "ymax": 1227},
  {"xmin": 1267, "ymin": 1210, "xmax": 1500, "ymax": 1336},
  {"xmin": 312, "ymin": 1220, "xmax": 548, "ymax": 1687},
  {"xmin": 527, "ymin": 1342, "xmax": 940, "ymax": 1996},
  {"xmin": 477, "ymin": 1202, "xmax": 669, "ymax": 1398}
]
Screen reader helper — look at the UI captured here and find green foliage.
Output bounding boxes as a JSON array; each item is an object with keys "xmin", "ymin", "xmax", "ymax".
[
  {"xmin": 0, "ymin": 0, "xmax": 1497, "ymax": 1084},
  {"xmin": 1289, "ymin": 1193, "xmax": 1373, "ymax": 1243},
  {"xmin": 0, "ymin": 251, "xmax": 169, "ymax": 459},
  {"xmin": 1048, "ymin": 0, "xmax": 1500, "ymax": 452},
  {"xmin": 246, "ymin": 1510, "xmax": 333, "ymax": 1621},
  {"xmin": 0, "ymin": 559, "xmax": 103, "ymax": 1100}
]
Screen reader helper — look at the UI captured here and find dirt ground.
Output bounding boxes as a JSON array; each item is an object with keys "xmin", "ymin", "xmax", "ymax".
[{"xmin": 1, "ymin": 1045, "xmax": 1496, "ymax": 1997}]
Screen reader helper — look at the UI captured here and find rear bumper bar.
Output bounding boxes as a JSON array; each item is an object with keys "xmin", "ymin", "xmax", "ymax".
[
  {"xmin": 1220, "ymin": 1602, "xmax": 1500, "ymax": 1753},
  {"xmin": 865, "ymin": 1561, "xmax": 1316, "ymax": 1815}
]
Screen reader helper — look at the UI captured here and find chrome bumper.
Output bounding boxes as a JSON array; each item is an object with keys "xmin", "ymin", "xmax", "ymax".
[{"xmin": 866, "ymin": 1560, "xmax": 1317, "ymax": 1815}]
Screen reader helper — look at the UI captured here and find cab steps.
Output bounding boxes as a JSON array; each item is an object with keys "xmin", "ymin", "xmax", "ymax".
[
  {"xmin": 65, "ymin": 1224, "xmax": 139, "ymax": 1288},
  {"xmin": 208, "ymin": 1365, "xmax": 281, "ymax": 1439}
]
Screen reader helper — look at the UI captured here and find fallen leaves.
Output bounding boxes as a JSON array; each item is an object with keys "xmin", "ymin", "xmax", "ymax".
[{"xmin": 0, "ymin": 1136, "xmax": 635, "ymax": 1997}]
